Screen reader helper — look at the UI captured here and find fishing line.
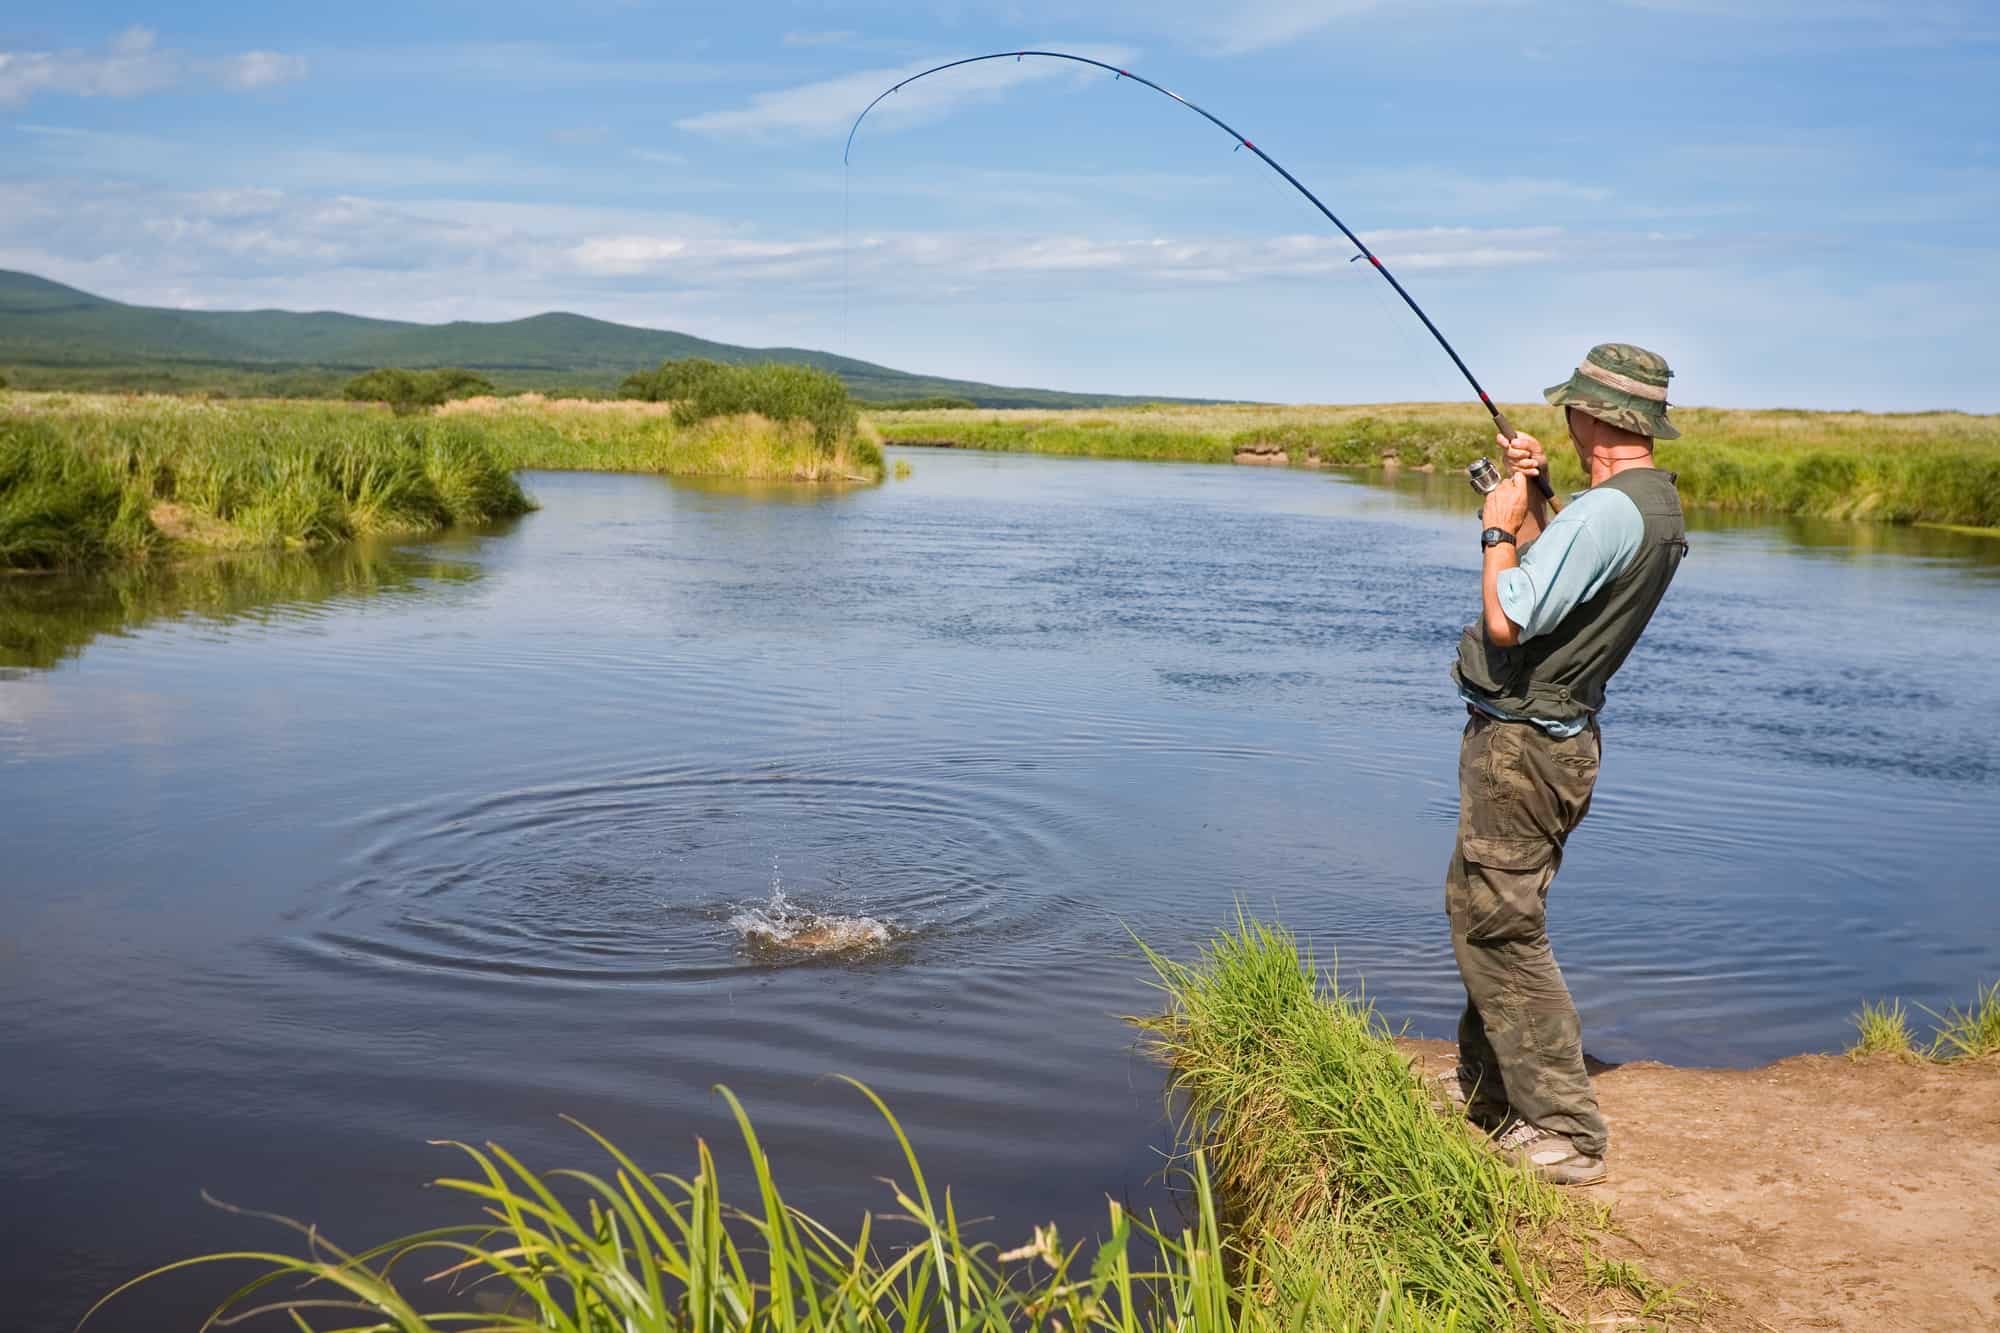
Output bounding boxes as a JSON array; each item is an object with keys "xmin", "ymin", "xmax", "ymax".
[{"xmin": 843, "ymin": 49, "xmax": 1554, "ymax": 504}]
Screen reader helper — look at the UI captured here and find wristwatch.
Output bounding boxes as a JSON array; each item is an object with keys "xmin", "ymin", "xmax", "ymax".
[{"xmin": 1480, "ymin": 527, "xmax": 1517, "ymax": 550}]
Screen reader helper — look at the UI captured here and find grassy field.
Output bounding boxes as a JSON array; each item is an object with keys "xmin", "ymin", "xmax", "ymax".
[
  {"xmin": 0, "ymin": 392, "xmax": 884, "ymax": 571},
  {"xmin": 87, "ymin": 919, "xmax": 1681, "ymax": 1333},
  {"xmin": 871, "ymin": 402, "xmax": 2000, "ymax": 530}
]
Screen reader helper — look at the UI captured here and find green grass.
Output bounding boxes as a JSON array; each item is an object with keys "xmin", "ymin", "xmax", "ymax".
[
  {"xmin": 1845, "ymin": 999, "xmax": 1917, "ymax": 1059},
  {"xmin": 1847, "ymin": 980, "xmax": 2000, "ymax": 1061},
  {"xmin": 871, "ymin": 402, "xmax": 2000, "ymax": 530},
  {"xmin": 0, "ymin": 394, "xmax": 532, "ymax": 570},
  {"xmin": 0, "ymin": 390, "xmax": 891, "ymax": 571},
  {"xmin": 1920, "ymin": 979, "xmax": 2000, "ymax": 1060},
  {"xmin": 1134, "ymin": 913, "xmax": 1670, "ymax": 1330},
  {"xmin": 445, "ymin": 395, "xmax": 885, "ymax": 482},
  {"xmin": 85, "ymin": 1080, "xmax": 1471, "ymax": 1333}
]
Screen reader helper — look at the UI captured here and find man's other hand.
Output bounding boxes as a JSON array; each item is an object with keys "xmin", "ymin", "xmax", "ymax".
[
  {"xmin": 1501, "ymin": 430, "xmax": 1547, "ymax": 479},
  {"xmin": 1482, "ymin": 473, "xmax": 1530, "ymax": 535}
]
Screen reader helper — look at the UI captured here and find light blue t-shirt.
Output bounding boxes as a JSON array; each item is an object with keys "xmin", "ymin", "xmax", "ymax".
[{"xmin": 1458, "ymin": 486, "xmax": 1646, "ymax": 737}]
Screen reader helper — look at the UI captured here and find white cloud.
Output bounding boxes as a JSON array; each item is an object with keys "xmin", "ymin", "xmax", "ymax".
[
  {"xmin": 783, "ymin": 30, "xmax": 856, "ymax": 47},
  {"xmin": 677, "ymin": 45, "xmax": 1138, "ymax": 141},
  {"xmin": 216, "ymin": 50, "xmax": 309, "ymax": 90},
  {"xmin": 0, "ymin": 27, "xmax": 306, "ymax": 106}
]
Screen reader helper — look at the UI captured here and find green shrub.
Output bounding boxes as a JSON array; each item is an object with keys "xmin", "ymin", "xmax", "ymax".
[
  {"xmin": 618, "ymin": 356, "xmax": 732, "ymax": 404},
  {"xmin": 669, "ymin": 360, "xmax": 859, "ymax": 454},
  {"xmin": 342, "ymin": 367, "xmax": 496, "ymax": 415}
]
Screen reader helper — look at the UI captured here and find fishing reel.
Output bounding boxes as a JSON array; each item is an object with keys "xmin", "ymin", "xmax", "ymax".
[{"xmin": 1466, "ymin": 450, "xmax": 1558, "ymax": 507}]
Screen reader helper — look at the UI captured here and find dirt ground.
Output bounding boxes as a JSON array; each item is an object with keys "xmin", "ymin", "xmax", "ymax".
[{"xmin": 1404, "ymin": 1040, "xmax": 2000, "ymax": 1329}]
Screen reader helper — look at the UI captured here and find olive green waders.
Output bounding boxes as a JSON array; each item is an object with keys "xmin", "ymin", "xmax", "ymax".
[{"xmin": 1446, "ymin": 709, "xmax": 1608, "ymax": 1157}]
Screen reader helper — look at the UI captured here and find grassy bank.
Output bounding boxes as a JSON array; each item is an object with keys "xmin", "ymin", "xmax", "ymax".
[
  {"xmin": 0, "ymin": 391, "xmax": 884, "ymax": 571},
  {"xmin": 442, "ymin": 393, "xmax": 886, "ymax": 483},
  {"xmin": 872, "ymin": 402, "xmax": 2000, "ymax": 530},
  {"xmin": 1139, "ymin": 916, "xmax": 1678, "ymax": 1329},
  {"xmin": 1, "ymin": 394, "xmax": 530, "ymax": 571}
]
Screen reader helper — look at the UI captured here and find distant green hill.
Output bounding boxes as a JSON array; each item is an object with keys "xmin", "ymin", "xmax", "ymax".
[{"xmin": 0, "ymin": 270, "xmax": 1215, "ymax": 408}]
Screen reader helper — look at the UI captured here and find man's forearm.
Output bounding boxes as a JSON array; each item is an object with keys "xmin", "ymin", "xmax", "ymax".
[{"xmin": 1482, "ymin": 544, "xmax": 1522, "ymax": 647}]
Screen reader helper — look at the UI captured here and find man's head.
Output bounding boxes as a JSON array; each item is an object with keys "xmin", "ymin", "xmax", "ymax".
[{"xmin": 1544, "ymin": 343, "xmax": 1679, "ymax": 445}]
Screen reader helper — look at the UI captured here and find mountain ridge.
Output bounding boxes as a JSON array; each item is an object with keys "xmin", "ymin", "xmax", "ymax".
[{"xmin": 0, "ymin": 270, "xmax": 1218, "ymax": 408}]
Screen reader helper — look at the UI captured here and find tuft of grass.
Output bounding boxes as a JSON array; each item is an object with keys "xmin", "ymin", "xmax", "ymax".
[
  {"xmin": 1134, "ymin": 912, "xmax": 1668, "ymax": 1330},
  {"xmin": 1846, "ymin": 981, "xmax": 2000, "ymax": 1062},
  {"xmin": 1846, "ymin": 998, "xmax": 1917, "ymax": 1059},
  {"xmin": 1921, "ymin": 979, "xmax": 2000, "ymax": 1061},
  {"xmin": 83, "ymin": 1079, "xmax": 1470, "ymax": 1333}
]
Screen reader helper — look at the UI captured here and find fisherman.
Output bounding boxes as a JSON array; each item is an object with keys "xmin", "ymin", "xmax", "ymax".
[{"xmin": 1444, "ymin": 343, "xmax": 1688, "ymax": 1187}]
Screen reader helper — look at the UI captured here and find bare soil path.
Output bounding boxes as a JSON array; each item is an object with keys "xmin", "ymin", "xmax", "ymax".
[{"xmin": 1406, "ymin": 1041, "xmax": 2000, "ymax": 1329}]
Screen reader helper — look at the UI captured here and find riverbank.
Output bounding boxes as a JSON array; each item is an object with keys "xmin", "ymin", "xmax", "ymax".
[
  {"xmin": 441, "ymin": 392, "xmax": 886, "ymax": 482},
  {"xmin": 1, "ymin": 393, "xmax": 531, "ymax": 570},
  {"xmin": 1402, "ymin": 1040, "xmax": 2000, "ymax": 1329},
  {"xmin": 0, "ymin": 392, "xmax": 885, "ymax": 570},
  {"xmin": 869, "ymin": 402, "xmax": 2000, "ymax": 531}
]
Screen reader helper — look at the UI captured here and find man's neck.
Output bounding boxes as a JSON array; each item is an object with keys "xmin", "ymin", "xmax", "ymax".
[{"xmin": 1588, "ymin": 449, "xmax": 1654, "ymax": 487}]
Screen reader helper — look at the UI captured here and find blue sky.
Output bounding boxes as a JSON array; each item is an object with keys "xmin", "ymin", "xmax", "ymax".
[{"xmin": 4, "ymin": 2, "xmax": 1996, "ymax": 409}]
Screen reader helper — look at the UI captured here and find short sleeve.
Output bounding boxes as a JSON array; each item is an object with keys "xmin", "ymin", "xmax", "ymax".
[{"xmin": 1494, "ymin": 487, "xmax": 1644, "ymax": 641}]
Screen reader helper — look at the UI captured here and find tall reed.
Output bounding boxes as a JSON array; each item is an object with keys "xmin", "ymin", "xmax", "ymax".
[
  {"xmin": 82, "ymin": 1079, "xmax": 1470, "ymax": 1333},
  {"xmin": 0, "ymin": 395, "xmax": 533, "ymax": 570}
]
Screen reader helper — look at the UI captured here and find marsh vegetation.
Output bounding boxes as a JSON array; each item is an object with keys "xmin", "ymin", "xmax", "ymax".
[
  {"xmin": 870, "ymin": 402, "xmax": 2000, "ymax": 530},
  {"xmin": 0, "ymin": 395, "xmax": 530, "ymax": 571},
  {"xmin": 0, "ymin": 379, "xmax": 883, "ymax": 570}
]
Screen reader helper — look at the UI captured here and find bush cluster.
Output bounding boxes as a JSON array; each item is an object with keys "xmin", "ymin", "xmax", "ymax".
[
  {"xmin": 619, "ymin": 357, "xmax": 858, "ymax": 454},
  {"xmin": 342, "ymin": 367, "xmax": 496, "ymax": 415}
]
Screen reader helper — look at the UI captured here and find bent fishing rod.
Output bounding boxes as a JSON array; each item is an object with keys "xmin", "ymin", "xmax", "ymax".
[{"xmin": 846, "ymin": 50, "xmax": 1557, "ymax": 507}]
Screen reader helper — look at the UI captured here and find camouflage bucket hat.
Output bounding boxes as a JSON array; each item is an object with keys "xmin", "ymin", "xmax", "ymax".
[{"xmin": 1544, "ymin": 342, "xmax": 1680, "ymax": 440}]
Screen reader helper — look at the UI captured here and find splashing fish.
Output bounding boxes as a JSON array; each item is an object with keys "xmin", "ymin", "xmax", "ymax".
[{"xmin": 729, "ymin": 889, "xmax": 892, "ymax": 959}]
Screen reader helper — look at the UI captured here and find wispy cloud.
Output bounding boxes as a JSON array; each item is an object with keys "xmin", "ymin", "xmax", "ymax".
[
  {"xmin": 676, "ymin": 44, "xmax": 1138, "ymax": 141},
  {"xmin": 0, "ymin": 27, "xmax": 306, "ymax": 106}
]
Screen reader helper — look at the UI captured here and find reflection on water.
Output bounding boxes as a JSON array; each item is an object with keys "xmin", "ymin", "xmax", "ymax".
[
  {"xmin": 0, "ymin": 535, "xmax": 496, "ymax": 671},
  {"xmin": 3, "ymin": 456, "xmax": 1996, "ymax": 1333}
]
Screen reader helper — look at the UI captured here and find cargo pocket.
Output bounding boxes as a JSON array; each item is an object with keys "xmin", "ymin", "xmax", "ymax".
[{"xmin": 1456, "ymin": 834, "xmax": 1556, "ymax": 944}]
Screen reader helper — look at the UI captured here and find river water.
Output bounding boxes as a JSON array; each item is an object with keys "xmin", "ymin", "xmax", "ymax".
[{"xmin": 5, "ymin": 448, "xmax": 1997, "ymax": 1329}]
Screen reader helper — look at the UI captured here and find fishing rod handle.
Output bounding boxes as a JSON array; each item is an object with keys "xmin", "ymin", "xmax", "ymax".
[{"xmin": 1491, "ymin": 410, "xmax": 1560, "ymax": 508}]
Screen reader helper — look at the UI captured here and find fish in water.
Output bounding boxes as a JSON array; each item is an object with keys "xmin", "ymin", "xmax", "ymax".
[{"xmin": 730, "ymin": 890, "xmax": 891, "ymax": 958}]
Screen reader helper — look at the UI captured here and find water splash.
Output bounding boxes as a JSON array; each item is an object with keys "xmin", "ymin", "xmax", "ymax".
[{"xmin": 729, "ymin": 888, "xmax": 892, "ymax": 959}]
